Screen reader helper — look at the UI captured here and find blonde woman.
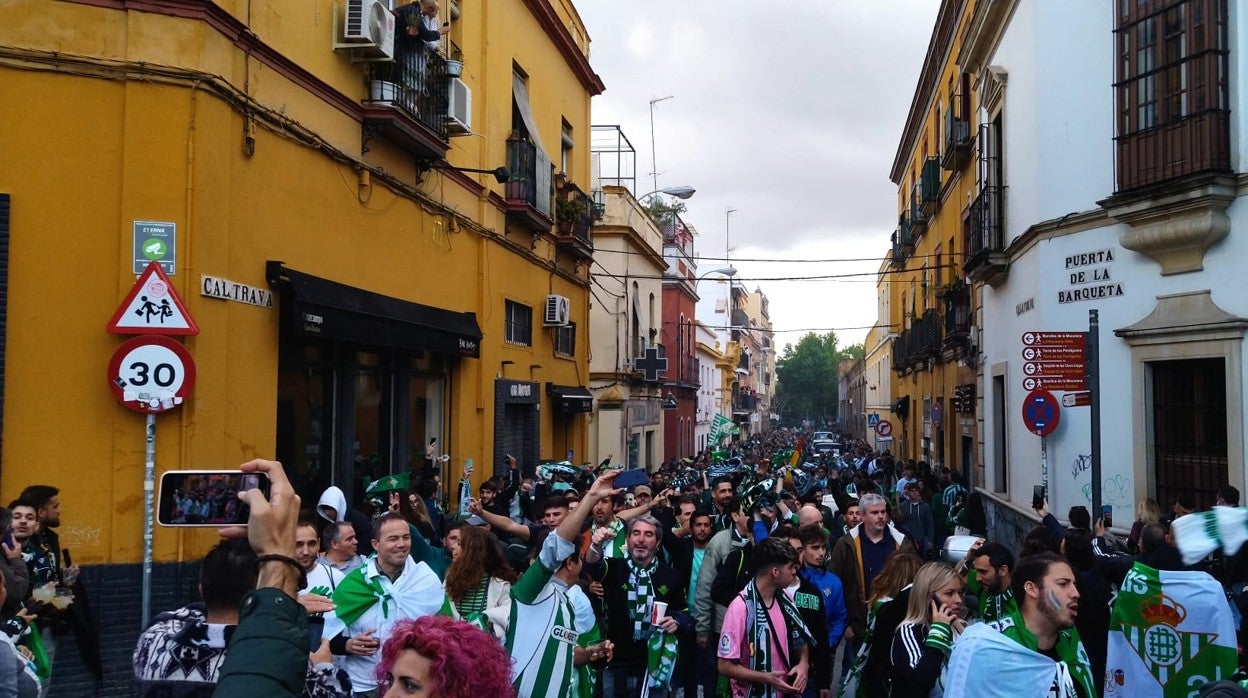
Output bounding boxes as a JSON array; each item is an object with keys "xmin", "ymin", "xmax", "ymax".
[
  {"xmin": 889, "ymin": 562, "xmax": 965, "ymax": 698},
  {"xmin": 1127, "ymin": 498, "xmax": 1161, "ymax": 554}
]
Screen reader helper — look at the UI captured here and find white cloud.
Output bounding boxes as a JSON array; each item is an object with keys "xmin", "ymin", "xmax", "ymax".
[{"xmin": 578, "ymin": 0, "xmax": 940, "ymax": 347}]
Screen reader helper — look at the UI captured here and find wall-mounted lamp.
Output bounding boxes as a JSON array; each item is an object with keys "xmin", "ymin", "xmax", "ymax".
[{"xmin": 436, "ymin": 163, "xmax": 511, "ymax": 184}]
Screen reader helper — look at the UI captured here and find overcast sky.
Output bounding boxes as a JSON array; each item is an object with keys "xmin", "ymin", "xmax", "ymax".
[{"xmin": 576, "ymin": 1, "xmax": 941, "ymax": 350}]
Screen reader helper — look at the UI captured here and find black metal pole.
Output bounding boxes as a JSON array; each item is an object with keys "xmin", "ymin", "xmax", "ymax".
[{"xmin": 1089, "ymin": 310, "xmax": 1102, "ymax": 526}]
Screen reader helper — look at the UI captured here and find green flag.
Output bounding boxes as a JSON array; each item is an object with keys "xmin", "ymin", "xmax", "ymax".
[{"xmin": 1106, "ymin": 562, "xmax": 1237, "ymax": 695}]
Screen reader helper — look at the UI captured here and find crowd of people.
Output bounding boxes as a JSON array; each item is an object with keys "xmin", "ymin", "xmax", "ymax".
[
  {"xmin": 0, "ymin": 485, "xmax": 88, "ymax": 697},
  {"xmin": 115, "ymin": 429, "xmax": 1248, "ymax": 698}
]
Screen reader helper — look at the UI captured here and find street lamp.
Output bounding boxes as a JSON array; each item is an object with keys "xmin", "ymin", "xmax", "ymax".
[
  {"xmin": 697, "ymin": 266, "xmax": 737, "ymax": 281},
  {"xmin": 638, "ymin": 185, "xmax": 697, "ymax": 202}
]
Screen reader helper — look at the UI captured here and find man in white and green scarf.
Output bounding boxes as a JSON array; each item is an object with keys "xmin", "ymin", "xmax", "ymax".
[
  {"xmin": 585, "ymin": 514, "xmax": 689, "ymax": 698},
  {"xmin": 717, "ymin": 536, "xmax": 814, "ymax": 698},
  {"xmin": 330, "ymin": 512, "xmax": 454, "ymax": 696},
  {"xmin": 488, "ymin": 468, "xmax": 617, "ymax": 698}
]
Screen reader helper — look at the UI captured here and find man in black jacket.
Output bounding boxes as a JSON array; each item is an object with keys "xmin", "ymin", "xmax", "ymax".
[{"xmin": 586, "ymin": 514, "xmax": 692, "ymax": 697}]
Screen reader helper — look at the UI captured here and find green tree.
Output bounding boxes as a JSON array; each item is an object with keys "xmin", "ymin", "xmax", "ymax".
[
  {"xmin": 774, "ymin": 334, "xmax": 867, "ymax": 425},
  {"xmin": 775, "ymin": 332, "xmax": 842, "ymax": 424}
]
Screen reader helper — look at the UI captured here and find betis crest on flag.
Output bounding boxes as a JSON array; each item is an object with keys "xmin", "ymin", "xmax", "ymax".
[{"xmin": 1105, "ymin": 562, "xmax": 1237, "ymax": 697}]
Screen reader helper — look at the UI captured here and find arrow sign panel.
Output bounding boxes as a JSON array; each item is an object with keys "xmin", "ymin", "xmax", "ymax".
[
  {"xmin": 1024, "ymin": 361, "xmax": 1086, "ymax": 377},
  {"xmin": 1021, "ymin": 331, "xmax": 1086, "ymax": 348},
  {"xmin": 1021, "ymin": 346, "xmax": 1086, "ymax": 361},
  {"xmin": 1022, "ymin": 376, "xmax": 1086, "ymax": 391}
]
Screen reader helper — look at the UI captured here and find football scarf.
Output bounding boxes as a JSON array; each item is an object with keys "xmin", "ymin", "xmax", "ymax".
[
  {"xmin": 1170, "ymin": 506, "xmax": 1248, "ymax": 564},
  {"xmin": 1105, "ymin": 561, "xmax": 1237, "ymax": 696},
  {"xmin": 741, "ymin": 579, "xmax": 813, "ymax": 698},
  {"xmin": 627, "ymin": 557, "xmax": 658, "ymax": 640}
]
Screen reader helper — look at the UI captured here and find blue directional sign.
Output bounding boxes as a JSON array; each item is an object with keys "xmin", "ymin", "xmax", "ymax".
[{"xmin": 1022, "ymin": 389, "xmax": 1061, "ymax": 437}]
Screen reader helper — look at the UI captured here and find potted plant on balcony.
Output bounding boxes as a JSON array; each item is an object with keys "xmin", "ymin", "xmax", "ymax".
[
  {"xmin": 367, "ymin": 62, "xmax": 401, "ymax": 104},
  {"xmin": 444, "ymin": 43, "xmax": 464, "ymax": 79},
  {"xmin": 555, "ymin": 195, "xmax": 588, "ymax": 234}
]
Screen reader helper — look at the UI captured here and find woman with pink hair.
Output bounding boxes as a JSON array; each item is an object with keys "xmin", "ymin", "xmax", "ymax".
[{"xmin": 375, "ymin": 615, "xmax": 514, "ymax": 697}]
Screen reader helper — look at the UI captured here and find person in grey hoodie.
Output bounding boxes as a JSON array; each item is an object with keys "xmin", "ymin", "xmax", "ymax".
[{"xmin": 315, "ymin": 487, "xmax": 373, "ymax": 557}]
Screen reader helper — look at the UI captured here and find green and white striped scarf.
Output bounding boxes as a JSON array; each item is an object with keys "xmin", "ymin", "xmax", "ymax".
[
  {"xmin": 601, "ymin": 519, "xmax": 627, "ymax": 558},
  {"xmin": 627, "ymin": 557, "xmax": 658, "ymax": 640},
  {"xmin": 741, "ymin": 579, "xmax": 814, "ymax": 698},
  {"xmin": 643, "ymin": 631, "xmax": 679, "ymax": 697},
  {"xmin": 1171, "ymin": 506, "xmax": 1248, "ymax": 564}
]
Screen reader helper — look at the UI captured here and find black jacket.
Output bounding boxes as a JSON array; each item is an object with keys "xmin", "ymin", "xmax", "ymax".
[
  {"xmin": 586, "ymin": 556, "xmax": 692, "ymax": 671},
  {"xmin": 864, "ymin": 587, "xmax": 910, "ymax": 696}
]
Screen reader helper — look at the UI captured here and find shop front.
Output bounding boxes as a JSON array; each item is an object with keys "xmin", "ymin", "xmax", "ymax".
[{"xmin": 268, "ymin": 263, "xmax": 481, "ymax": 509}]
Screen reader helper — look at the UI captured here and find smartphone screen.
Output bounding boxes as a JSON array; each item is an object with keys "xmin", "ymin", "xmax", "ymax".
[
  {"xmin": 1102, "ymin": 504, "xmax": 1113, "ymax": 528},
  {"xmin": 157, "ymin": 470, "xmax": 271, "ymax": 527},
  {"xmin": 1032, "ymin": 485, "xmax": 1046, "ymax": 510}
]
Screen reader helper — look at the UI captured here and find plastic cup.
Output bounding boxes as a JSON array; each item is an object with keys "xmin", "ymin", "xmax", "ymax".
[{"xmin": 651, "ymin": 601, "xmax": 668, "ymax": 625}]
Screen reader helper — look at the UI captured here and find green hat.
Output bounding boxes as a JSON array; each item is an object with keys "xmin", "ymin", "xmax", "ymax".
[{"xmin": 365, "ymin": 472, "xmax": 411, "ymax": 495}]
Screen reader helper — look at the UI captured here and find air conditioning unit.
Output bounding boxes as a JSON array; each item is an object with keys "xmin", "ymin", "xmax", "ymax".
[
  {"xmin": 544, "ymin": 295, "xmax": 571, "ymax": 327},
  {"xmin": 446, "ymin": 78, "xmax": 471, "ymax": 135},
  {"xmin": 341, "ymin": 0, "xmax": 396, "ymax": 61}
]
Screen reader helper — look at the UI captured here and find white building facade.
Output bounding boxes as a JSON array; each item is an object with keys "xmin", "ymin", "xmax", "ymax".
[
  {"xmin": 961, "ymin": 0, "xmax": 1247, "ymax": 547},
  {"xmin": 588, "ymin": 186, "xmax": 667, "ymax": 470},
  {"xmin": 694, "ymin": 321, "xmax": 725, "ymax": 453}
]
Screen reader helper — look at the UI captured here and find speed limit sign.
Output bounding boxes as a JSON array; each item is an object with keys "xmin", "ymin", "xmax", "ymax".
[{"xmin": 108, "ymin": 336, "xmax": 196, "ymax": 413}]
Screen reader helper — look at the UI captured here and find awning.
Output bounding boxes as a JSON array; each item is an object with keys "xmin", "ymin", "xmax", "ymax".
[
  {"xmin": 266, "ymin": 262, "xmax": 482, "ymax": 358},
  {"xmin": 547, "ymin": 383, "xmax": 594, "ymax": 414}
]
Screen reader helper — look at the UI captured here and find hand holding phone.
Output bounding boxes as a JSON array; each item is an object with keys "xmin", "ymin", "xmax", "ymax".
[
  {"xmin": 1101, "ymin": 504, "xmax": 1113, "ymax": 528},
  {"xmin": 1032, "ymin": 485, "xmax": 1046, "ymax": 511},
  {"xmin": 157, "ymin": 470, "xmax": 272, "ymax": 527}
]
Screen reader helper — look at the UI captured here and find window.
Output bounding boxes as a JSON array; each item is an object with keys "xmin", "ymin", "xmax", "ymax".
[
  {"xmin": 505, "ymin": 300, "xmax": 532, "ymax": 346},
  {"xmin": 560, "ymin": 120, "xmax": 574, "ymax": 176},
  {"xmin": 1115, "ymin": 0, "xmax": 1229, "ymax": 190},
  {"xmin": 1152, "ymin": 358, "xmax": 1227, "ymax": 510},
  {"xmin": 555, "ymin": 322, "xmax": 576, "ymax": 356}
]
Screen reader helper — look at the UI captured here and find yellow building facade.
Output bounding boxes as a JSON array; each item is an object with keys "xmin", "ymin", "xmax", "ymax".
[
  {"xmin": 0, "ymin": 0, "xmax": 602, "ymax": 588},
  {"xmin": 886, "ymin": 0, "xmax": 979, "ymax": 477}
]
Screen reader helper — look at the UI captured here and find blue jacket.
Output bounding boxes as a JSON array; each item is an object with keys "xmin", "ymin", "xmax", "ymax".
[{"xmin": 800, "ymin": 564, "xmax": 848, "ymax": 650}]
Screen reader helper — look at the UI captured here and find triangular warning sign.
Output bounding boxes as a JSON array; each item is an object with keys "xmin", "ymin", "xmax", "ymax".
[{"xmin": 106, "ymin": 261, "xmax": 199, "ymax": 335}]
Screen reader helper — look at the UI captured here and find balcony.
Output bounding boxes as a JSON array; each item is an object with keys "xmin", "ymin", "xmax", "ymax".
[
  {"xmin": 363, "ymin": 46, "xmax": 450, "ymax": 162},
  {"xmin": 964, "ymin": 185, "xmax": 1008, "ymax": 286},
  {"xmin": 890, "ymin": 231, "xmax": 905, "ymax": 267},
  {"xmin": 941, "ymin": 284, "xmax": 971, "ymax": 355},
  {"xmin": 733, "ymin": 391, "xmax": 757, "ymax": 415},
  {"xmin": 554, "ymin": 182, "xmax": 594, "ymax": 259},
  {"xmin": 910, "ymin": 185, "xmax": 929, "ymax": 236},
  {"xmin": 505, "ymin": 138, "xmax": 554, "ymax": 233},
  {"xmin": 892, "ymin": 328, "xmax": 914, "ymax": 374},
  {"xmin": 899, "ymin": 213, "xmax": 916, "ymax": 254},
  {"xmin": 918, "ymin": 309, "xmax": 943, "ymax": 357},
  {"xmin": 919, "ymin": 156, "xmax": 941, "ymax": 214},
  {"xmin": 942, "ymin": 97, "xmax": 971, "ymax": 171}
]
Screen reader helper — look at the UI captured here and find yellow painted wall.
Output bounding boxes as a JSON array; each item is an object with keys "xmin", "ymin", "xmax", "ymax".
[
  {"xmin": 887, "ymin": 1, "xmax": 978, "ymax": 468},
  {"xmin": 0, "ymin": 0, "xmax": 598, "ymax": 564}
]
